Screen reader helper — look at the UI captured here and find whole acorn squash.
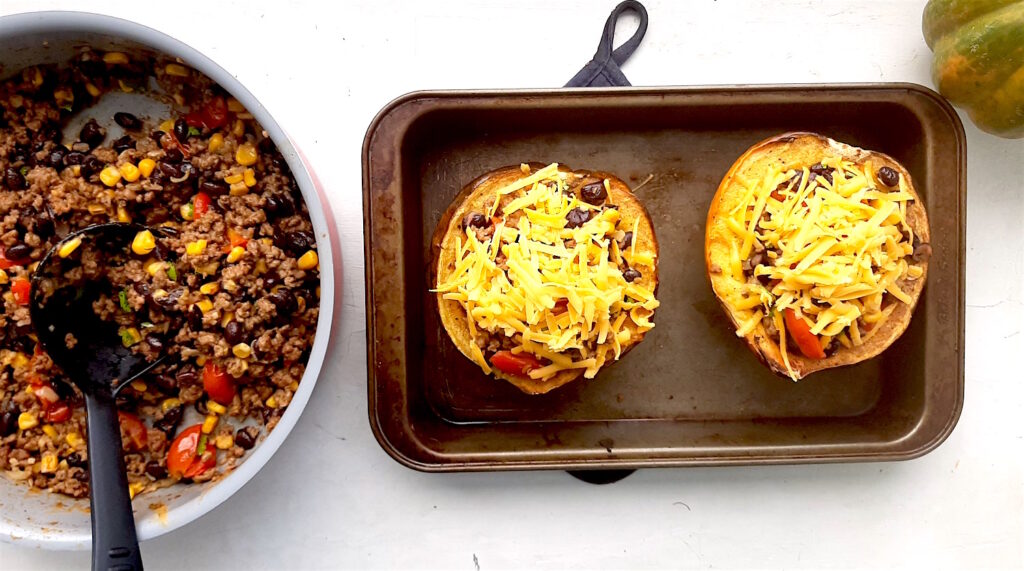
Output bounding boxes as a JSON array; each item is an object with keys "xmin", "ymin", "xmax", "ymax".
[{"xmin": 924, "ymin": 0, "xmax": 1024, "ymax": 138}]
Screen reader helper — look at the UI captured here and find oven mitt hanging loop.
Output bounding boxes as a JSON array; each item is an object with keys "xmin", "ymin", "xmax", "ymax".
[{"xmin": 565, "ymin": 0, "xmax": 649, "ymax": 87}]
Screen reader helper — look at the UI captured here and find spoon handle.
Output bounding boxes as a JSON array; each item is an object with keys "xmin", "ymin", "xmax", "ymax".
[{"xmin": 85, "ymin": 392, "xmax": 144, "ymax": 571}]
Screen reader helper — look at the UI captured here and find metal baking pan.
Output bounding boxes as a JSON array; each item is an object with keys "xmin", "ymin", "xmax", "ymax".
[{"xmin": 362, "ymin": 84, "xmax": 965, "ymax": 471}]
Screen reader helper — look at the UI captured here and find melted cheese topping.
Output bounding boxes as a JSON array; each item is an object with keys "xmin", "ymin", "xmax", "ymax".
[
  {"xmin": 721, "ymin": 157, "xmax": 923, "ymax": 379},
  {"xmin": 436, "ymin": 163, "xmax": 659, "ymax": 381}
]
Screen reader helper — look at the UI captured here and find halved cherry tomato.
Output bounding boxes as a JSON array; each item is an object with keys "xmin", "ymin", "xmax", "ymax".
[
  {"xmin": 490, "ymin": 350, "xmax": 546, "ymax": 377},
  {"xmin": 203, "ymin": 362, "xmax": 236, "ymax": 405},
  {"xmin": 45, "ymin": 401, "xmax": 72, "ymax": 423},
  {"xmin": 193, "ymin": 192, "xmax": 212, "ymax": 217},
  {"xmin": 167, "ymin": 424, "xmax": 215, "ymax": 479},
  {"xmin": 11, "ymin": 278, "xmax": 30, "ymax": 305},
  {"xmin": 185, "ymin": 96, "xmax": 229, "ymax": 130},
  {"xmin": 118, "ymin": 411, "xmax": 148, "ymax": 451},
  {"xmin": 0, "ymin": 246, "xmax": 28, "ymax": 270},
  {"xmin": 783, "ymin": 308, "xmax": 825, "ymax": 359}
]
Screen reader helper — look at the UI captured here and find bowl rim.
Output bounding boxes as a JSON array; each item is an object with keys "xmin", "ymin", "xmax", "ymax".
[{"xmin": 0, "ymin": 10, "xmax": 335, "ymax": 550}]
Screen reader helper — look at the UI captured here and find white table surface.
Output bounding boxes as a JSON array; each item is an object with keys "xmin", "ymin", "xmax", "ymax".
[{"xmin": 1, "ymin": 0, "xmax": 1022, "ymax": 569}]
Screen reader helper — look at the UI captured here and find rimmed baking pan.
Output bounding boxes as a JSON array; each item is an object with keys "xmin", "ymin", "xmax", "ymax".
[{"xmin": 362, "ymin": 84, "xmax": 965, "ymax": 471}]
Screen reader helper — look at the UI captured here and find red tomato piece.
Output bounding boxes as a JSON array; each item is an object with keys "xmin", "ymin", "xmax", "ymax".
[
  {"xmin": 118, "ymin": 411, "xmax": 148, "ymax": 451},
  {"xmin": 203, "ymin": 362, "xmax": 236, "ymax": 405},
  {"xmin": 44, "ymin": 402, "xmax": 72, "ymax": 423},
  {"xmin": 226, "ymin": 227, "xmax": 248, "ymax": 248},
  {"xmin": 783, "ymin": 308, "xmax": 826, "ymax": 359},
  {"xmin": 11, "ymin": 278, "xmax": 30, "ymax": 305},
  {"xmin": 183, "ymin": 445, "xmax": 216, "ymax": 479},
  {"xmin": 193, "ymin": 192, "xmax": 211, "ymax": 217},
  {"xmin": 490, "ymin": 350, "xmax": 546, "ymax": 377},
  {"xmin": 31, "ymin": 382, "xmax": 60, "ymax": 406},
  {"xmin": 167, "ymin": 424, "xmax": 202, "ymax": 478},
  {"xmin": 0, "ymin": 246, "xmax": 27, "ymax": 269}
]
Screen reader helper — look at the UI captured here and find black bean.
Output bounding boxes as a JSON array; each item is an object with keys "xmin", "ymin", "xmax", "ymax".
[
  {"xmin": 580, "ymin": 181, "xmax": 607, "ymax": 205},
  {"xmin": 81, "ymin": 156, "xmax": 104, "ymax": 177},
  {"xmin": 462, "ymin": 212, "xmax": 489, "ymax": 230},
  {"xmin": 150, "ymin": 130, "xmax": 165, "ymax": 143},
  {"xmin": 165, "ymin": 147, "xmax": 184, "ymax": 163},
  {"xmin": 234, "ymin": 428, "xmax": 256, "ymax": 450},
  {"xmin": 193, "ymin": 399, "xmax": 209, "ymax": 416},
  {"xmin": 173, "ymin": 119, "xmax": 189, "ymax": 142},
  {"xmin": 623, "ymin": 267, "xmax": 642, "ymax": 283},
  {"xmin": 263, "ymin": 271, "xmax": 281, "ymax": 289},
  {"xmin": 78, "ymin": 119, "xmax": 106, "ymax": 149},
  {"xmin": 112, "ymin": 135, "xmax": 135, "ymax": 154},
  {"xmin": 0, "ymin": 401, "xmax": 18, "ymax": 437},
  {"xmin": 8, "ymin": 143, "xmax": 30, "ymax": 165},
  {"xmin": 5, "ymin": 243, "xmax": 31, "ymax": 260},
  {"xmin": 155, "ymin": 287, "xmax": 184, "ymax": 311},
  {"xmin": 199, "ymin": 180, "xmax": 229, "ymax": 195},
  {"xmin": 153, "ymin": 373, "xmax": 177, "ymax": 393},
  {"xmin": 565, "ymin": 207, "xmax": 591, "ymax": 229},
  {"xmin": 62, "ymin": 151, "xmax": 86, "ymax": 167},
  {"xmin": 5, "ymin": 167, "xmax": 26, "ymax": 190},
  {"xmin": 154, "ymin": 405, "xmax": 183, "ymax": 434},
  {"xmin": 144, "ymin": 461, "xmax": 167, "ymax": 479},
  {"xmin": 285, "ymin": 230, "xmax": 315, "ymax": 253},
  {"xmin": 618, "ymin": 231, "xmax": 633, "ymax": 252},
  {"xmin": 47, "ymin": 146, "xmax": 67, "ymax": 170},
  {"xmin": 267, "ymin": 289, "xmax": 297, "ymax": 314},
  {"xmin": 877, "ymin": 166, "xmax": 900, "ymax": 187},
  {"xmin": 224, "ymin": 321, "xmax": 246, "ymax": 345},
  {"xmin": 158, "ymin": 161, "xmax": 183, "ymax": 178},
  {"xmin": 264, "ymin": 193, "xmax": 295, "ymax": 219},
  {"xmin": 176, "ymin": 365, "xmax": 199, "ymax": 387},
  {"xmin": 808, "ymin": 163, "xmax": 834, "ymax": 185},
  {"xmin": 65, "ymin": 452, "xmax": 87, "ymax": 469},
  {"xmin": 144, "ymin": 335, "xmax": 164, "ymax": 352},
  {"xmin": 114, "ymin": 112, "xmax": 142, "ymax": 131},
  {"xmin": 187, "ymin": 304, "xmax": 204, "ymax": 330}
]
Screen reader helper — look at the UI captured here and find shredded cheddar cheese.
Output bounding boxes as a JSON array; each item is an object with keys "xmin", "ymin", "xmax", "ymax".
[
  {"xmin": 435, "ymin": 164, "xmax": 659, "ymax": 381},
  {"xmin": 721, "ymin": 157, "xmax": 924, "ymax": 380}
]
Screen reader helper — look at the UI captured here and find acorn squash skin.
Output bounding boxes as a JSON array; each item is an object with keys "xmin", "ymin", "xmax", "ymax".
[{"xmin": 924, "ymin": 0, "xmax": 1024, "ymax": 138}]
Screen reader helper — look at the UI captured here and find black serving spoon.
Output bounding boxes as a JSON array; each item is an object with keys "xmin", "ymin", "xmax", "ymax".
[{"xmin": 30, "ymin": 223, "xmax": 169, "ymax": 571}]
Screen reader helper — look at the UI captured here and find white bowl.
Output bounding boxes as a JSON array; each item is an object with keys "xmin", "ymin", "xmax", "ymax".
[{"xmin": 0, "ymin": 11, "xmax": 335, "ymax": 550}]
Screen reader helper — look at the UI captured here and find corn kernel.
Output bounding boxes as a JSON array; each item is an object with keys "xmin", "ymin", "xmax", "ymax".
[
  {"xmin": 215, "ymin": 433, "xmax": 234, "ymax": 450},
  {"xmin": 287, "ymin": 381, "xmax": 299, "ymax": 392},
  {"xmin": 42, "ymin": 425, "xmax": 58, "ymax": 439},
  {"xmin": 66, "ymin": 432, "xmax": 83, "ymax": 447},
  {"xmin": 119, "ymin": 163, "xmax": 140, "ymax": 182},
  {"xmin": 129, "ymin": 482, "xmax": 145, "ymax": 500},
  {"xmin": 71, "ymin": 165, "xmax": 81, "ymax": 177},
  {"xmin": 254, "ymin": 259, "xmax": 267, "ymax": 274},
  {"xmin": 0, "ymin": 269, "xmax": 7, "ymax": 285},
  {"xmin": 138, "ymin": 158, "xmax": 156, "ymax": 177},
  {"xmin": 208, "ymin": 132, "xmax": 224, "ymax": 153},
  {"xmin": 207, "ymin": 400, "xmax": 227, "ymax": 415},
  {"xmin": 201, "ymin": 414, "xmax": 218, "ymax": 434},
  {"xmin": 227, "ymin": 98, "xmax": 245, "ymax": 112},
  {"xmin": 196, "ymin": 355, "xmax": 208, "ymax": 366},
  {"xmin": 152, "ymin": 288, "xmax": 168, "ymax": 300},
  {"xmin": 199, "ymin": 282, "xmax": 219, "ymax": 295},
  {"xmin": 120, "ymin": 327, "xmax": 142, "ymax": 347},
  {"xmin": 85, "ymin": 82, "xmax": 101, "ymax": 97},
  {"xmin": 185, "ymin": 239, "xmax": 208, "ymax": 256},
  {"xmin": 131, "ymin": 230, "xmax": 156, "ymax": 255},
  {"xmin": 160, "ymin": 398, "xmax": 181, "ymax": 413},
  {"xmin": 117, "ymin": 206, "xmax": 131, "ymax": 223},
  {"xmin": 11, "ymin": 353, "xmax": 29, "ymax": 368},
  {"xmin": 180, "ymin": 203, "xmax": 195, "ymax": 221},
  {"xmin": 18, "ymin": 412, "xmax": 38, "ymax": 431},
  {"xmin": 243, "ymin": 169, "xmax": 256, "ymax": 188},
  {"xmin": 235, "ymin": 143, "xmax": 257, "ymax": 166},
  {"xmin": 130, "ymin": 380, "xmax": 147, "ymax": 392},
  {"xmin": 229, "ymin": 181, "xmax": 248, "ymax": 196},
  {"xmin": 146, "ymin": 260, "xmax": 166, "ymax": 276},
  {"xmin": 165, "ymin": 63, "xmax": 190, "ymax": 77},
  {"xmin": 87, "ymin": 203, "xmax": 106, "ymax": 215},
  {"xmin": 265, "ymin": 396, "xmax": 278, "ymax": 409},
  {"xmin": 57, "ymin": 236, "xmax": 83, "ymax": 259},
  {"xmin": 297, "ymin": 250, "xmax": 319, "ymax": 270},
  {"xmin": 232, "ymin": 119, "xmax": 245, "ymax": 138},
  {"xmin": 100, "ymin": 165, "xmax": 122, "ymax": 187},
  {"xmin": 226, "ymin": 246, "xmax": 245, "ymax": 263},
  {"xmin": 232, "ymin": 343, "xmax": 252, "ymax": 359},
  {"xmin": 196, "ymin": 299, "xmax": 214, "ymax": 313},
  {"xmin": 40, "ymin": 454, "xmax": 58, "ymax": 474},
  {"xmin": 159, "ymin": 119, "xmax": 174, "ymax": 133},
  {"xmin": 224, "ymin": 173, "xmax": 244, "ymax": 184},
  {"xmin": 103, "ymin": 51, "xmax": 129, "ymax": 65}
]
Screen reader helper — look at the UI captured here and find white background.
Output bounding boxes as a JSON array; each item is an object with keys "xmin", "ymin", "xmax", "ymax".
[{"xmin": 1, "ymin": 0, "xmax": 1023, "ymax": 569}]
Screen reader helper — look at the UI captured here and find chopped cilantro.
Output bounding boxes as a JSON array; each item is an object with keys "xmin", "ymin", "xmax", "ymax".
[
  {"xmin": 196, "ymin": 434, "xmax": 208, "ymax": 456},
  {"xmin": 167, "ymin": 263, "xmax": 177, "ymax": 281},
  {"xmin": 187, "ymin": 126, "xmax": 201, "ymax": 137},
  {"xmin": 140, "ymin": 321, "xmax": 155, "ymax": 329},
  {"xmin": 59, "ymin": 104, "xmax": 73, "ymax": 112},
  {"xmin": 19, "ymin": 166, "xmax": 29, "ymax": 177}
]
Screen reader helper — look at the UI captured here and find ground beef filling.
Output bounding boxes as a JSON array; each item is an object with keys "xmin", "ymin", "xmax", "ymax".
[{"xmin": 0, "ymin": 50, "xmax": 319, "ymax": 498}]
